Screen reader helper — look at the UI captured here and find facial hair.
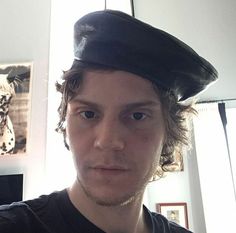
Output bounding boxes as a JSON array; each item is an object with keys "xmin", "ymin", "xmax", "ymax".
[{"xmin": 76, "ymin": 158, "xmax": 159, "ymax": 207}]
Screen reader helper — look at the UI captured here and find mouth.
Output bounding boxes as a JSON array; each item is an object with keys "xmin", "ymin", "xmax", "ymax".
[{"xmin": 89, "ymin": 165, "xmax": 129, "ymax": 176}]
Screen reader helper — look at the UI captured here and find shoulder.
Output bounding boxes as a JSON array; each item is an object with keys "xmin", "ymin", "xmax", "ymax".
[
  {"xmin": 0, "ymin": 190, "xmax": 65, "ymax": 233},
  {"xmin": 0, "ymin": 201, "xmax": 31, "ymax": 219},
  {"xmin": 24, "ymin": 190, "xmax": 62, "ymax": 212},
  {"xmin": 0, "ymin": 202, "xmax": 34, "ymax": 233},
  {"xmin": 147, "ymin": 209, "xmax": 193, "ymax": 233}
]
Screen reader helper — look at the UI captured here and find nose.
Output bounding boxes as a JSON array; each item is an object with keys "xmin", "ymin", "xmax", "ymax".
[{"xmin": 94, "ymin": 117, "xmax": 125, "ymax": 151}]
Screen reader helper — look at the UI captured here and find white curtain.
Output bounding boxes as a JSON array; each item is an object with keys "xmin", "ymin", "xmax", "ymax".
[
  {"xmin": 226, "ymin": 108, "xmax": 236, "ymax": 191},
  {"xmin": 193, "ymin": 103, "xmax": 236, "ymax": 233}
]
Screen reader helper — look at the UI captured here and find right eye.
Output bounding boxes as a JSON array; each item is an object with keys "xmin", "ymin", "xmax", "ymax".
[{"xmin": 80, "ymin": 111, "xmax": 96, "ymax": 119}]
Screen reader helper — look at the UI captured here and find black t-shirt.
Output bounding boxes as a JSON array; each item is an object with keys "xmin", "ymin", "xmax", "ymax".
[{"xmin": 0, "ymin": 190, "xmax": 193, "ymax": 233}]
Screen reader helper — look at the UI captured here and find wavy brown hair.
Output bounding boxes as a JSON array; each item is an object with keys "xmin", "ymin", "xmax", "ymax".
[{"xmin": 56, "ymin": 60, "xmax": 196, "ymax": 179}]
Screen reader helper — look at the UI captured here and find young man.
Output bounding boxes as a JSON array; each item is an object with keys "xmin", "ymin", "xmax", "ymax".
[{"xmin": 0, "ymin": 10, "xmax": 217, "ymax": 233}]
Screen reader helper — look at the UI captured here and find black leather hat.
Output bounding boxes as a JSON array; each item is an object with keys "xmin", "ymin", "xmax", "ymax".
[{"xmin": 74, "ymin": 10, "xmax": 218, "ymax": 101}]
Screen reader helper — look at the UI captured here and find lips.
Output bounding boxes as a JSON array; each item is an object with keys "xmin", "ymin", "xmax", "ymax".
[
  {"xmin": 89, "ymin": 165, "xmax": 129, "ymax": 176},
  {"xmin": 92, "ymin": 165, "xmax": 128, "ymax": 170}
]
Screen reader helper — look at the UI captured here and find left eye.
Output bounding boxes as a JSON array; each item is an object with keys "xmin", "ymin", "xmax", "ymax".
[{"xmin": 131, "ymin": 112, "xmax": 146, "ymax": 120}]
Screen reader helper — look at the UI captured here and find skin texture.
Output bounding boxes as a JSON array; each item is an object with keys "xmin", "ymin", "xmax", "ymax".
[{"xmin": 66, "ymin": 70, "xmax": 166, "ymax": 233}]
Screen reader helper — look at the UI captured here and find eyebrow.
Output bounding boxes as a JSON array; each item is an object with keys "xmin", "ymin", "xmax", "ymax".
[
  {"xmin": 123, "ymin": 101, "xmax": 162, "ymax": 110},
  {"xmin": 69, "ymin": 98, "xmax": 161, "ymax": 110}
]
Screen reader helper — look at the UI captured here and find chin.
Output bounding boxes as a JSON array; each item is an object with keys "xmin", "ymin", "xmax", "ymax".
[{"xmin": 79, "ymin": 180, "xmax": 144, "ymax": 207}]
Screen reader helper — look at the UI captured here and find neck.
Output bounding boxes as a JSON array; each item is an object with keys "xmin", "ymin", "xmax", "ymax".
[{"xmin": 67, "ymin": 181, "xmax": 151, "ymax": 233}]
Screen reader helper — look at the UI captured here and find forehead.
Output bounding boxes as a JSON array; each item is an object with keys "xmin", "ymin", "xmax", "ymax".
[{"xmin": 73, "ymin": 70, "xmax": 161, "ymax": 105}]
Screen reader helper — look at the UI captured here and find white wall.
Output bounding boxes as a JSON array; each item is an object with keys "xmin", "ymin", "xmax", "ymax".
[{"xmin": 0, "ymin": 0, "xmax": 51, "ymax": 199}]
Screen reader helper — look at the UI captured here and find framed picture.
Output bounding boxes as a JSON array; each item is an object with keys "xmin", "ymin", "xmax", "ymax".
[
  {"xmin": 156, "ymin": 202, "xmax": 189, "ymax": 229},
  {"xmin": 0, "ymin": 62, "xmax": 32, "ymax": 156}
]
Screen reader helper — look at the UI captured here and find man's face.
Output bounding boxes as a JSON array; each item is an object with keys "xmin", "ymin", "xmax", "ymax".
[{"xmin": 66, "ymin": 70, "xmax": 166, "ymax": 206}]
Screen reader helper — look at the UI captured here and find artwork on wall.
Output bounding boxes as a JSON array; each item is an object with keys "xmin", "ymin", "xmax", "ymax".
[
  {"xmin": 0, "ymin": 62, "xmax": 32, "ymax": 156},
  {"xmin": 156, "ymin": 202, "xmax": 189, "ymax": 229}
]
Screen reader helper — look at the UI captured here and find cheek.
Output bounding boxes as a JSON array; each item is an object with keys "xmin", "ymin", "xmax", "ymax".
[
  {"xmin": 128, "ymin": 128, "xmax": 165, "ymax": 159},
  {"xmin": 127, "ymin": 131, "xmax": 164, "ymax": 179},
  {"xmin": 67, "ymin": 128, "xmax": 93, "ymax": 173},
  {"xmin": 66, "ymin": 119, "xmax": 93, "ymax": 155}
]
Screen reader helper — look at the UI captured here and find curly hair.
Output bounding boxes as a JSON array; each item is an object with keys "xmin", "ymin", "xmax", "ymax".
[{"xmin": 56, "ymin": 60, "xmax": 196, "ymax": 180}]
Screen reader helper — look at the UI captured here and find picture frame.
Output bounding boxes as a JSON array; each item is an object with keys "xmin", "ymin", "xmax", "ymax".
[
  {"xmin": 0, "ymin": 62, "xmax": 32, "ymax": 156},
  {"xmin": 156, "ymin": 202, "xmax": 189, "ymax": 229}
]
